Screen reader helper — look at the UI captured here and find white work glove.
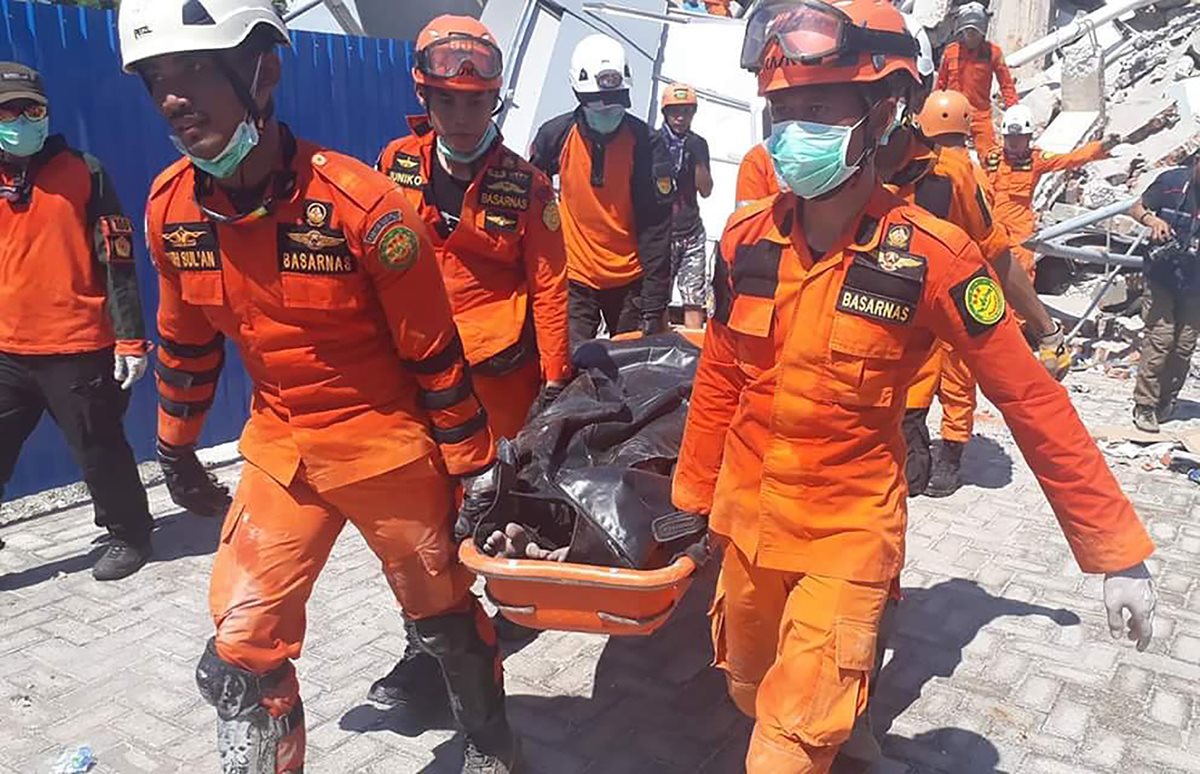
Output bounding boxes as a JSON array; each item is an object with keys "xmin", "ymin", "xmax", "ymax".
[
  {"xmin": 114, "ymin": 353, "xmax": 149, "ymax": 390},
  {"xmin": 1103, "ymin": 562, "xmax": 1156, "ymax": 652}
]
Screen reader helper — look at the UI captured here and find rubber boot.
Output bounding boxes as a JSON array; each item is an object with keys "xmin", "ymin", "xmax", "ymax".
[
  {"xmin": 902, "ymin": 409, "xmax": 932, "ymax": 496},
  {"xmin": 409, "ymin": 614, "xmax": 520, "ymax": 774},
  {"xmin": 925, "ymin": 440, "xmax": 965, "ymax": 498},
  {"xmin": 367, "ymin": 624, "xmax": 448, "ymax": 711}
]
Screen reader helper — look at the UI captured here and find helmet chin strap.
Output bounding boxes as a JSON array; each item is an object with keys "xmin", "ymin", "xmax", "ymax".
[{"xmin": 216, "ymin": 52, "xmax": 269, "ymax": 129}]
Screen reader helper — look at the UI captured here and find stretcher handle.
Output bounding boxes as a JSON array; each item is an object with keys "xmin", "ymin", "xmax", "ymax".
[{"xmin": 596, "ymin": 607, "xmax": 675, "ymax": 630}]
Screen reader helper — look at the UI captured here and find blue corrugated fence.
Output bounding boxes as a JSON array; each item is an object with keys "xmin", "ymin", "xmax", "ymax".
[{"xmin": 2, "ymin": 0, "xmax": 422, "ymax": 498}]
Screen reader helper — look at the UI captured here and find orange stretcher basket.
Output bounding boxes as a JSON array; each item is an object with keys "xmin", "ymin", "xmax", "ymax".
[{"xmin": 459, "ymin": 541, "xmax": 699, "ymax": 637}]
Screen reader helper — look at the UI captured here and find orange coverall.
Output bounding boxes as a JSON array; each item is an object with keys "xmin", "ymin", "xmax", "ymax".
[
  {"xmin": 735, "ymin": 142, "xmax": 781, "ymax": 206},
  {"xmin": 672, "ymin": 189, "xmax": 1154, "ymax": 772},
  {"xmin": 936, "ymin": 41, "xmax": 1019, "ymax": 156},
  {"xmin": 378, "ymin": 118, "xmax": 571, "ymax": 440},
  {"xmin": 985, "ymin": 141, "xmax": 1108, "ymax": 279},
  {"xmin": 147, "ymin": 128, "xmax": 496, "ymax": 689},
  {"xmin": 889, "ymin": 138, "xmax": 1010, "ymax": 441}
]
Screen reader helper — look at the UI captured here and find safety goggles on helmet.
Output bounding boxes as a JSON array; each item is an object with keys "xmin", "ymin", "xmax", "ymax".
[
  {"xmin": 593, "ymin": 69, "xmax": 625, "ymax": 90},
  {"xmin": 415, "ymin": 34, "xmax": 504, "ymax": 82},
  {"xmin": 0, "ymin": 102, "xmax": 47, "ymax": 123},
  {"xmin": 741, "ymin": 0, "xmax": 918, "ymax": 72}
]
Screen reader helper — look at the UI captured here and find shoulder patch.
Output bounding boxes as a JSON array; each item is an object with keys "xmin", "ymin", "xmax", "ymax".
[
  {"xmin": 377, "ymin": 225, "xmax": 420, "ymax": 273},
  {"xmin": 542, "ymin": 199, "xmax": 561, "ymax": 232},
  {"xmin": 951, "ymin": 266, "xmax": 1006, "ymax": 335}
]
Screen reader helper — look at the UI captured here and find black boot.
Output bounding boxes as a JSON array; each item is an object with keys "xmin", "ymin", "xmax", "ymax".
[
  {"xmin": 367, "ymin": 625, "xmax": 448, "ymax": 710},
  {"xmin": 410, "ymin": 614, "xmax": 520, "ymax": 774},
  {"xmin": 902, "ymin": 409, "xmax": 932, "ymax": 496},
  {"xmin": 925, "ymin": 441, "xmax": 965, "ymax": 498},
  {"xmin": 93, "ymin": 535, "xmax": 152, "ymax": 581}
]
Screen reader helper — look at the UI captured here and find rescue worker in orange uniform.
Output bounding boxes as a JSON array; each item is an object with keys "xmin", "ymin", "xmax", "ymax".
[
  {"xmin": 735, "ymin": 141, "xmax": 780, "ymax": 207},
  {"xmin": 376, "ymin": 16, "xmax": 570, "ymax": 442},
  {"xmin": 0, "ymin": 62, "xmax": 154, "ymax": 579},
  {"xmin": 118, "ymin": 2, "xmax": 518, "ymax": 772},
  {"xmin": 986, "ymin": 103, "xmax": 1117, "ymax": 281},
  {"xmin": 674, "ymin": 3, "xmax": 1156, "ymax": 771},
  {"xmin": 529, "ymin": 34, "xmax": 675, "ymax": 345},
  {"xmin": 902, "ymin": 88, "xmax": 997, "ymax": 496},
  {"xmin": 368, "ymin": 13, "xmax": 569, "ymax": 718},
  {"xmin": 935, "ymin": 2, "xmax": 1018, "ymax": 157}
]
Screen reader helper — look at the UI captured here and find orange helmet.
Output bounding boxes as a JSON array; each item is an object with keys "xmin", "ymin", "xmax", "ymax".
[
  {"xmin": 662, "ymin": 82, "xmax": 697, "ymax": 109},
  {"xmin": 413, "ymin": 15, "xmax": 503, "ymax": 92},
  {"xmin": 751, "ymin": 0, "xmax": 921, "ymax": 96},
  {"xmin": 916, "ymin": 90, "xmax": 971, "ymax": 138}
]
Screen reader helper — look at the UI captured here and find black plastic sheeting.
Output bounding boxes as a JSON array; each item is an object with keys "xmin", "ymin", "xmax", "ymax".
[{"xmin": 473, "ymin": 333, "xmax": 703, "ymax": 570}]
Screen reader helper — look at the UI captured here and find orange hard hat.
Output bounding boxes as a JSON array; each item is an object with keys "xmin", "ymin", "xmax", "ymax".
[
  {"xmin": 755, "ymin": 0, "xmax": 921, "ymax": 96},
  {"xmin": 916, "ymin": 90, "xmax": 971, "ymax": 138},
  {"xmin": 413, "ymin": 15, "xmax": 503, "ymax": 92},
  {"xmin": 662, "ymin": 82, "xmax": 697, "ymax": 108}
]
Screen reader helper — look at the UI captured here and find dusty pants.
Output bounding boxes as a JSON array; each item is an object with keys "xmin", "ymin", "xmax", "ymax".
[
  {"xmin": 969, "ymin": 109, "xmax": 997, "ymax": 157},
  {"xmin": 710, "ymin": 544, "xmax": 890, "ymax": 773},
  {"xmin": 1134, "ymin": 280, "xmax": 1200, "ymax": 411},
  {"xmin": 209, "ymin": 456, "xmax": 488, "ymax": 675}
]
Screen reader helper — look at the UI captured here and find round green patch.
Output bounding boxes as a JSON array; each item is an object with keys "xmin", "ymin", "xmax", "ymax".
[
  {"xmin": 378, "ymin": 226, "xmax": 419, "ymax": 272},
  {"xmin": 965, "ymin": 275, "xmax": 1005, "ymax": 325}
]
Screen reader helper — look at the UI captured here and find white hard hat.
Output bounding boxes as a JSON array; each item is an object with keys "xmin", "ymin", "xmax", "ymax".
[
  {"xmin": 903, "ymin": 13, "xmax": 936, "ymax": 81},
  {"xmin": 570, "ymin": 34, "xmax": 631, "ymax": 95},
  {"xmin": 119, "ymin": 0, "xmax": 290, "ymax": 73},
  {"xmin": 956, "ymin": 2, "xmax": 989, "ymax": 34},
  {"xmin": 1002, "ymin": 104, "xmax": 1034, "ymax": 135}
]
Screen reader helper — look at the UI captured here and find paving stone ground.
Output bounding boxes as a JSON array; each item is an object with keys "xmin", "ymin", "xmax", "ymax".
[{"xmin": 4, "ymin": 366, "xmax": 1200, "ymax": 773}]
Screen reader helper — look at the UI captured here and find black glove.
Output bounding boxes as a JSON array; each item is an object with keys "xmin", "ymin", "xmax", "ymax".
[
  {"xmin": 157, "ymin": 439, "xmax": 232, "ymax": 519},
  {"xmin": 652, "ymin": 511, "xmax": 711, "ymax": 567},
  {"xmin": 534, "ymin": 381, "xmax": 566, "ymax": 414},
  {"xmin": 639, "ymin": 311, "xmax": 667, "ymax": 336},
  {"xmin": 454, "ymin": 448, "xmax": 516, "ymax": 543}
]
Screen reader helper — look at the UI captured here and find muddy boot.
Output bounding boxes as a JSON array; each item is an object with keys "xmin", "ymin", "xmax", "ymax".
[
  {"xmin": 1133, "ymin": 405, "xmax": 1159, "ymax": 434},
  {"xmin": 367, "ymin": 624, "xmax": 448, "ymax": 711},
  {"xmin": 925, "ymin": 441, "xmax": 965, "ymax": 498},
  {"xmin": 410, "ymin": 614, "xmax": 521, "ymax": 774}
]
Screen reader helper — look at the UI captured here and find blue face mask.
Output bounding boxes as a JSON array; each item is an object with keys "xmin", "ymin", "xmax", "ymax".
[
  {"xmin": 170, "ymin": 55, "xmax": 263, "ymax": 179},
  {"xmin": 766, "ymin": 117, "xmax": 867, "ymax": 200},
  {"xmin": 437, "ymin": 121, "xmax": 498, "ymax": 165},
  {"xmin": 0, "ymin": 116, "xmax": 49, "ymax": 158},
  {"xmin": 880, "ymin": 100, "xmax": 907, "ymax": 146},
  {"xmin": 582, "ymin": 103, "xmax": 626, "ymax": 135},
  {"xmin": 172, "ymin": 118, "xmax": 260, "ymax": 180}
]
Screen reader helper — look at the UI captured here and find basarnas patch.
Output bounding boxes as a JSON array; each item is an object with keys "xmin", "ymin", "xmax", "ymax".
[
  {"xmin": 278, "ymin": 224, "xmax": 355, "ymax": 275},
  {"xmin": 480, "ymin": 168, "xmax": 532, "ymax": 211}
]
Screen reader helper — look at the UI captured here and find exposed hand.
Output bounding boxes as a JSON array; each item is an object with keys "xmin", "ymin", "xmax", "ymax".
[
  {"xmin": 1147, "ymin": 216, "xmax": 1173, "ymax": 243},
  {"xmin": 1036, "ymin": 321, "xmax": 1071, "ymax": 381},
  {"xmin": 535, "ymin": 381, "xmax": 566, "ymax": 414},
  {"xmin": 156, "ymin": 439, "xmax": 232, "ymax": 519},
  {"xmin": 639, "ymin": 312, "xmax": 667, "ymax": 336},
  {"xmin": 1101, "ymin": 134, "xmax": 1121, "ymax": 153},
  {"xmin": 114, "ymin": 354, "xmax": 149, "ymax": 391},
  {"xmin": 1104, "ymin": 562, "xmax": 1156, "ymax": 651}
]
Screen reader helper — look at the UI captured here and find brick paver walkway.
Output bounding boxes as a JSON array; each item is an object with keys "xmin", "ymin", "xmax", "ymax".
[{"xmin": 3, "ymin": 366, "xmax": 1200, "ymax": 773}]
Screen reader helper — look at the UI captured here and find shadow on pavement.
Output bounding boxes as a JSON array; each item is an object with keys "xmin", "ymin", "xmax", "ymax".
[
  {"xmin": 1167, "ymin": 397, "xmax": 1200, "ymax": 422},
  {"xmin": 883, "ymin": 727, "xmax": 1004, "ymax": 773},
  {"xmin": 0, "ymin": 508, "xmax": 221, "ymax": 591},
  {"xmin": 873, "ymin": 578, "xmax": 1079, "ymax": 741},
  {"xmin": 959, "ymin": 435, "xmax": 1014, "ymax": 490}
]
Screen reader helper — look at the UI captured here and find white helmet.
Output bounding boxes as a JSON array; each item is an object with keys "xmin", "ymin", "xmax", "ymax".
[
  {"xmin": 956, "ymin": 2, "xmax": 989, "ymax": 35},
  {"xmin": 569, "ymin": 34, "xmax": 631, "ymax": 95},
  {"xmin": 1002, "ymin": 104, "xmax": 1034, "ymax": 135},
  {"xmin": 903, "ymin": 14, "xmax": 936, "ymax": 82},
  {"xmin": 119, "ymin": 0, "xmax": 290, "ymax": 73}
]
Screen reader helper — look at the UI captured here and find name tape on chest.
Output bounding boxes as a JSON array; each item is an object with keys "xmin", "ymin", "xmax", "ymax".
[
  {"xmin": 277, "ymin": 223, "xmax": 356, "ymax": 275},
  {"xmin": 162, "ymin": 222, "xmax": 221, "ymax": 271},
  {"xmin": 387, "ymin": 153, "xmax": 425, "ymax": 190},
  {"xmin": 835, "ymin": 251, "xmax": 927, "ymax": 326},
  {"xmin": 479, "ymin": 167, "xmax": 532, "ymax": 212}
]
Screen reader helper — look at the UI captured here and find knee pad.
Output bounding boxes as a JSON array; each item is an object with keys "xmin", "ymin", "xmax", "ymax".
[{"xmin": 195, "ymin": 638, "xmax": 297, "ymax": 721}]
